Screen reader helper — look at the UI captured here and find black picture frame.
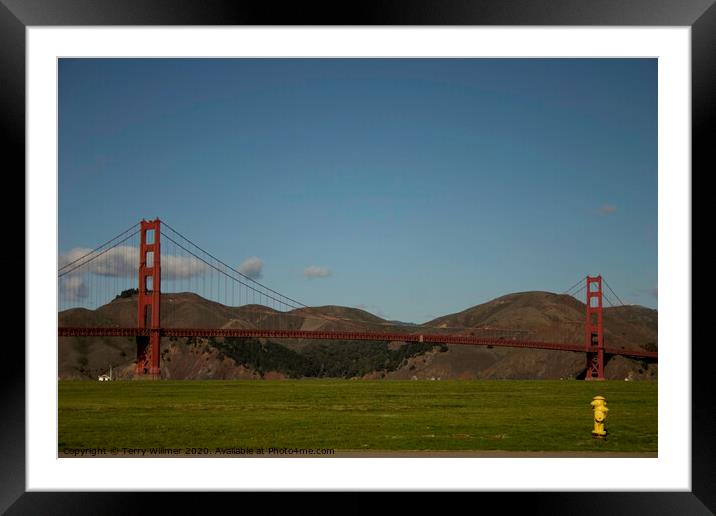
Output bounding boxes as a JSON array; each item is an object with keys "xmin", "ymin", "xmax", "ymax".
[{"xmin": 6, "ymin": 0, "xmax": 710, "ymax": 512}]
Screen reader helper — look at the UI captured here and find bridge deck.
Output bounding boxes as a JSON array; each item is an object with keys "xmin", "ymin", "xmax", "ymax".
[{"xmin": 57, "ymin": 327, "xmax": 658, "ymax": 360}]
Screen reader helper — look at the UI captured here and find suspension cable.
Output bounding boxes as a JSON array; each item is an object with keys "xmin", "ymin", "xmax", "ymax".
[
  {"xmin": 561, "ymin": 276, "xmax": 586, "ymax": 295},
  {"xmin": 161, "ymin": 233, "xmax": 303, "ymax": 310},
  {"xmin": 603, "ymin": 277, "xmax": 625, "ymax": 306},
  {"xmin": 161, "ymin": 221, "xmax": 309, "ymax": 308},
  {"xmin": 568, "ymin": 283, "xmax": 587, "ymax": 300},
  {"xmin": 602, "ymin": 291, "xmax": 615, "ymax": 307}
]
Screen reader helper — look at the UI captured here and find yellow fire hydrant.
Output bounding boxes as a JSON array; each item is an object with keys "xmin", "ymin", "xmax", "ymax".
[{"xmin": 591, "ymin": 395, "xmax": 609, "ymax": 439}]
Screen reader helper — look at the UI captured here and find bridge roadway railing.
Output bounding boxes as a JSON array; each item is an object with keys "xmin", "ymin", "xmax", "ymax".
[{"xmin": 57, "ymin": 327, "xmax": 658, "ymax": 360}]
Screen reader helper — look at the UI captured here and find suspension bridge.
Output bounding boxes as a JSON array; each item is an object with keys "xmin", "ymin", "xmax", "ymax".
[{"xmin": 58, "ymin": 219, "xmax": 658, "ymax": 380}]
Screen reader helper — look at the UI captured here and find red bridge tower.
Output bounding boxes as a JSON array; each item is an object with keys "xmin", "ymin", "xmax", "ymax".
[
  {"xmin": 136, "ymin": 218, "xmax": 161, "ymax": 377},
  {"xmin": 584, "ymin": 275, "xmax": 605, "ymax": 380}
]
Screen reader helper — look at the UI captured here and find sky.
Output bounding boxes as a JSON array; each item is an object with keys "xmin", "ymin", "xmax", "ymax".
[{"xmin": 58, "ymin": 58, "xmax": 657, "ymax": 322}]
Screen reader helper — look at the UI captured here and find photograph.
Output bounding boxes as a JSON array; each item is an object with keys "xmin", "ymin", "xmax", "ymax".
[{"xmin": 57, "ymin": 57, "xmax": 658, "ymax": 459}]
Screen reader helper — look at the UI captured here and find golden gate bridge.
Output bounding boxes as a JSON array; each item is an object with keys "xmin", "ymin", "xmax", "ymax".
[{"xmin": 58, "ymin": 219, "xmax": 657, "ymax": 380}]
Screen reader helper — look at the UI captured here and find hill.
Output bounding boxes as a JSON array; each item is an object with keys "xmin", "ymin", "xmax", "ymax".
[
  {"xmin": 407, "ymin": 292, "xmax": 657, "ymax": 381},
  {"xmin": 58, "ymin": 291, "xmax": 657, "ymax": 381}
]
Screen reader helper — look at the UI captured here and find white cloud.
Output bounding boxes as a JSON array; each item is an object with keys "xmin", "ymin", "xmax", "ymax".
[
  {"xmin": 60, "ymin": 275, "xmax": 88, "ymax": 300},
  {"xmin": 59, "ymin": 246, "xmax": 137, "ymax": 278},
  {"xmin": 304, "ymin": 266, "xmax": 331, "ymax": 279},
  {"xmin": 161, "ymin": 254, "xmax": 209, "ymax": 280},
  {"xmin": 600, "ymin": 204, "xmax": 617, "ymax": 214},
  {"xmin": 236, "ymin": 256, "xmax": 263, "ymax": 279},
  {"xmin": 58, "ymin": 246, "xmax": 208, "ymax": 280}
]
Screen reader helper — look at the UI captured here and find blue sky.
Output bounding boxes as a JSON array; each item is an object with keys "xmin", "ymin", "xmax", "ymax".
[{"xmin": 59, "ymin": 58, "xmax": 657, "ymax": 322}]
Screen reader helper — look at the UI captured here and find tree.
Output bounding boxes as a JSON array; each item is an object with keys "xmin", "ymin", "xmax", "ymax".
[{"xmin": 114, "ymin": 288, "xmax": 138, "ymax": 300}]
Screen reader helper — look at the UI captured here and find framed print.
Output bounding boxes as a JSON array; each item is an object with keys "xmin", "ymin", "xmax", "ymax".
[{"xmin": 6, "ymin": 0, "xmax": 712, "ymax": 512}]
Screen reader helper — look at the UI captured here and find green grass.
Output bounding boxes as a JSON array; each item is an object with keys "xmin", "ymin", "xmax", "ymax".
[{"xmin": 58, "ymin": 380, "xmax": 657, "ymax": 452}]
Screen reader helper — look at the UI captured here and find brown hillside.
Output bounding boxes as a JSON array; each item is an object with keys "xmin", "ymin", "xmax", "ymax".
[
  {"xmin": 424, "ymin": 292, "xmax": 657, "ymax": 352},
  {"xmin": 409, "ymin": 292, "xmax": 657, "ymax": 380},
  {"xmin": 426, "ymin": 292, "xmax": 584, "ymax": 330}
]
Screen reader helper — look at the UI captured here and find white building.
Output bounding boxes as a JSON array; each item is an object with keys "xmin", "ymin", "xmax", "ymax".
[{"xmin": 98, "ymin": 365, "xmax": 113, "ymax": 381}]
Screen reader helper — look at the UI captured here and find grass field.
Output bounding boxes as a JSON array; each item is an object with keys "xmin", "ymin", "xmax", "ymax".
[{"xmin": 58, "ymin": 380, "xmax": 657, "ymax": 453}]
